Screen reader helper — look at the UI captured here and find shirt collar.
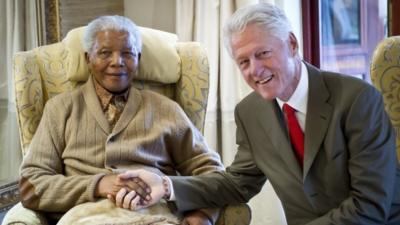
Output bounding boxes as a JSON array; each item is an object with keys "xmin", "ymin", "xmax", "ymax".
[
  {"xmin": 277, "ymin": 61, "xmax": 309, "ymax": 114},
  {"xmin": 93, "ymin": 78, "xmax": 130, "ymax": 111}
]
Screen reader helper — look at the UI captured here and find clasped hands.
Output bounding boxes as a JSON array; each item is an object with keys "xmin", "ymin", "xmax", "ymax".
[
  {"xmin": 96, "ymin": 169, "xmax": 168, "ymax": 211},
  {"xmin": 96, "ymin": 170, "xmax": 212, "ymax": 225}
]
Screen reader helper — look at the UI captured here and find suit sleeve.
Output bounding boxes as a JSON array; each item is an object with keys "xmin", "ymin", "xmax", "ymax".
[
  {"xmin": 19, "ymin": 100, "xmax": 105, "ymax": 213},
  {"xmin": 306, "ymin": 85, "xmax": 398, "ymax": 225},
  {"xmin": 171, "ymin": 106, "xmax": 267, "ymax": 211}
]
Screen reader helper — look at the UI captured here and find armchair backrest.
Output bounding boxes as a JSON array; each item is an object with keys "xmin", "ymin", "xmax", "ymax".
[
  {"xmin": 13, "ymin": 26, "xmax": 209, "ymax": 155},
  {"xmin": 370, "ymin": 36, "xmax": 400, "ymax": 160}
]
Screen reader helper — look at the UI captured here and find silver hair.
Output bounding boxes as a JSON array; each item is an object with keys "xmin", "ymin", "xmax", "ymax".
[
  {"xmin": 82, "ymin": 15, "xmax": 142, "ymax": 54},
  {"xmin": 223, "ymin": 3, "xmax": 292, "ymax": 56}
]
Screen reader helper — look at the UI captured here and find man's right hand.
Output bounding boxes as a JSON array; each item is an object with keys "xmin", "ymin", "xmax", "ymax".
[{"xmin": 116, "ymin": 169, "xmax": 166, "ymax": 210}]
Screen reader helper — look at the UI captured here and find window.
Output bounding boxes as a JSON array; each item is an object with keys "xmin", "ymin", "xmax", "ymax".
[{"xmin": 302, "ymin": 0, "xmax": 388, "ymax": 82}]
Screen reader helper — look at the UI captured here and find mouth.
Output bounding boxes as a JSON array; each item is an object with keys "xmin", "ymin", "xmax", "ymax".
[
  {"xmin": 106, "ymin": 73, "xmax": 127, "ymax": 77},
  {"xmin": 256, "ymin": 75, "xmax": 273, "ymax": 85}
]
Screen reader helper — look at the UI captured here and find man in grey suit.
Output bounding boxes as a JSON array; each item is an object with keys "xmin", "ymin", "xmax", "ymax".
[{"xmin": 114, "ymin": 3, "xmax": 400, "ymax": 225}]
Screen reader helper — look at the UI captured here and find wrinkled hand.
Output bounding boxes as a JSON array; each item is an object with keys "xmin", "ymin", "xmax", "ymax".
[
  {"xmin": 181, "ymin": 211, "xmax": 212, "ymax": 225},
  {"xmin": 96, "ymin": 173, "xmax": 151, "ymax": 204},
  {"xmin": 116, "ymin": 169, "xmax": 165, "ymax": 210},
  {"xmin": 112, "ymin": 187, "xmax": 143, "ymax": 210}
]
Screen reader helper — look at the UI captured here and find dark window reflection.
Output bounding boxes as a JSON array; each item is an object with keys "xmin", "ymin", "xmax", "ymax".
[{"xmin": 321, "ymin": 0, "xmax": 360, "ymax": 45}]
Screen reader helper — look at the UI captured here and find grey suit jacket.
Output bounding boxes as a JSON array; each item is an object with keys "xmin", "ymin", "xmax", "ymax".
[{"xmin": 171, "ymin": 63, "xmax": 400, "ymax": 225}]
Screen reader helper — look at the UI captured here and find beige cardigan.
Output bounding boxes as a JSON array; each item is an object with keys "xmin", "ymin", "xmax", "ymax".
[{"xmin": 19, "ymin": 76, "xmax": 223, "ymax": 214}]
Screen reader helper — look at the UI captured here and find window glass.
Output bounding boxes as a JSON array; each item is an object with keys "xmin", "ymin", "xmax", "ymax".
[{"xmin": 319, "ymin": 0, "xmax": 387, "ymax": 82}]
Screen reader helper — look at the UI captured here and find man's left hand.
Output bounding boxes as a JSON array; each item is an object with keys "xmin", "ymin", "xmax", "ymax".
[{"xmin": 181, "ymin": 211, "xmax": 212, "ymax": 225}]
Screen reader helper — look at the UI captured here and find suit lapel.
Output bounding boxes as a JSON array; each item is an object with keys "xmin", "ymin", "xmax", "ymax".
[
  {"xmin": 303, "ymin": 63, "xmax": 332, "ymax": 180},
  {"xmin": 82, "ymin": 76, "xmax": 111, "ymax": 134},
  {"xmin": 257, "ymin": 97, "xmax": 303, "ymax": 180}
]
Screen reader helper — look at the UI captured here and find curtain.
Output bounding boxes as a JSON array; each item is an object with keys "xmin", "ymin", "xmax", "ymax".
[
  {"xmin": 176, "ymin": 0, "xmax": 287, "ymax": 224},
  {"xmin": 0, "ymin": 0, "xmax": 44, "ymax": 102},
  {"xmin": 0, "ymin": 0, "xmax": 44, "ymax": 182}
]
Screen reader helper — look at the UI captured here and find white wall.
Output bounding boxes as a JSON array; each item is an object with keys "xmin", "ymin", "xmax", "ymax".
[
  {"xmin": 280, "ymin": 0, "xmax": 303, "ymax": 56},
  {"xmin": 261, "ymin": 0, "xmax": 303, "ymax": 55}
]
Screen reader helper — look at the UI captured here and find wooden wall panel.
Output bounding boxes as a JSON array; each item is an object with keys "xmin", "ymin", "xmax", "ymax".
[{"xmin": 59, "ymin": 0, "xmax": 124, "ymax": 39}]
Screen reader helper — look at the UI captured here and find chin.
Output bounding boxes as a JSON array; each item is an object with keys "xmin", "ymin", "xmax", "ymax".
[
  {"xmin": 106, "ymin": 86, "xmax": 129, "ymax": 94},
  {"xmin": 254, "ymin": 88, "xmax": 272, "ymax": 100},
  {"xmin": 258, "ymin": 92, "xmax": 275, "ymax": 101}
]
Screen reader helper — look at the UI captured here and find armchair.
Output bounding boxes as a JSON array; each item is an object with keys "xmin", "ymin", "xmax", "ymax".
[
  {"xmin": 370, "ymin": 36, "xmax": 400, "ymax": 160},
  {"xmin": 4, "ymin": 26, "xmax": 251, "ymax": 224}
]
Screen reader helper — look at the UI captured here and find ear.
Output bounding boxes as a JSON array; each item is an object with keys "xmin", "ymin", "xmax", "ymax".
[
  {"xmin": 85, "ymin": 52, "xmax": 93, "ymax": 74},
  {"xmin": 288, "ymin": 32, "xmax": 299, "ymax": 56},
  {"xmin": 85, "ymin": 52, "xmax": 90, "ymax": 64}
]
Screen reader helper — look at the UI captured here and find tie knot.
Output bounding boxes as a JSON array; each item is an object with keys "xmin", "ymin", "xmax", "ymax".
[{"xmin": 283, "ymin": 103, "xmax": 296, "ymax": 115}]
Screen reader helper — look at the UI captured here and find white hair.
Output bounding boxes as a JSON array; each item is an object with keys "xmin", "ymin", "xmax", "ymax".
[
  {"xmin": 223, "ymin": 3, "xmax": 292, "ymax": 56},
  {"xmin": 82, "ymin": 15, "xmax": 142, "ymax": 54}
]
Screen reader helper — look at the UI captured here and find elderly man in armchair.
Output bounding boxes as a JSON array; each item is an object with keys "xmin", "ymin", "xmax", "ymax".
[{"xmin": 3, "ymin": 15, "xmax": 223, "ymax": 225}]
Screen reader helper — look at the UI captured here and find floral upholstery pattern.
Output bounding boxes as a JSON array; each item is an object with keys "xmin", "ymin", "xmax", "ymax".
[
  {"xmin": 176, "ymin": 42, "xmax": 210, "ymax": 133},
  {"xmin": 370, "ymin": 36, "xmax": 400, "ymax": 160},
  {"xmin": 10, "ymin": 27, "xmax": 250, "ymax": 225},
  {"xmin": 14, "ymin": 44, "xmax": 76, "ymax": 155}
]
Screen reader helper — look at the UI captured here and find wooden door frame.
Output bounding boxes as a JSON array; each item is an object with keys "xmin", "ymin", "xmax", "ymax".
[
  {"xmin": 301, "ymin": 0, "xmax": 320, "ymax": 67},
  {"xmin": 389, "ymin": 0, "xmax": 400, "ymax": 36}
]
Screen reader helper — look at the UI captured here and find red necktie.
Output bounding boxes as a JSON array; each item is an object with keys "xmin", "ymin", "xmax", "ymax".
[{"xmin": 283, "ymin": 103, "xmax": 304, "ymax": 166}]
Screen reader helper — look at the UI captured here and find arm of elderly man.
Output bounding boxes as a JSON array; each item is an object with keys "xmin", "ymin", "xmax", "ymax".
[{"xmin": 19, "ymin": 94, "xmax": 130, "ymax": 212}]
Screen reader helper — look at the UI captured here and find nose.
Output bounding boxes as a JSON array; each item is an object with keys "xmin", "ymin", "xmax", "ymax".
[
  {"xmin": 249, "ymin": 58, "xmax": 263, "ymax": 77},
  {"xmin": 110, "ymin": 52, "xmax": 124, "ymax": 67}
]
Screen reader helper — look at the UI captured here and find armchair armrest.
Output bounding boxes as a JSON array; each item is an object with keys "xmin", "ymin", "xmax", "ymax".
[
  {"xmin": 216, "ymin": 204, "xmax": 251, "ymax": 225},
  {"xmin": 0, "ymin": 181, "xmax": 19, "ymax": 212}
]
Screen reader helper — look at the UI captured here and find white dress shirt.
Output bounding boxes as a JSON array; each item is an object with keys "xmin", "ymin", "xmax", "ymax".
[{"xmin": 276, "ymin": 61, "xmax": 309, "ymax": 132}]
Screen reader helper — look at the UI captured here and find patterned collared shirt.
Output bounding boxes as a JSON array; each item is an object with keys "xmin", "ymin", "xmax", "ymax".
[{"xmin": 93, "ymin": 78, "xmax": 129, "ymax": 128}]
